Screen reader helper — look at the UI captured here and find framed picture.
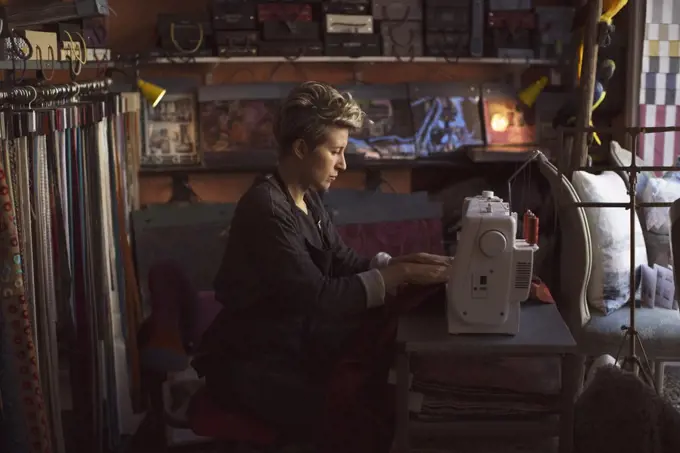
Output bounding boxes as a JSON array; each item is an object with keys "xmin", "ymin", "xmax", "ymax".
[
  {"xmin": 409, "ymin": 83, "xmax": 484, "ymax": 157},
  {"xmin": 482, "ymin": 85, "xmax": 537, "ymax": 146},
  {"xmin": 198, "ymin": 84, "xmax": 291, "ymax": 168},
  {"xmin": 142, "ymin": 93, "xmax": 200, "ymax": 167},
  {"xmin": 339, "ymin": 84, "xmax": 417, "ymax": 160}
]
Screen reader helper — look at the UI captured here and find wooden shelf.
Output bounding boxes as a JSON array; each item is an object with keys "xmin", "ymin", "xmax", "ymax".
[
  {"xmin": 141, "ymin": 56, "xmax": 559, "ymax": 65},
  {"xmin": 138, "ymin": 155, "xmax": 485, "ymax": 176},
  {"xmin": 0, "ymin": 56, "xmax": 557, "ymax": 71}
]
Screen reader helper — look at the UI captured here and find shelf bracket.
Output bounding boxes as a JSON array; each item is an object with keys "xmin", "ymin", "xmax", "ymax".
[
  {"xmin": 169, "ymin": 173, "xmax": 199, "ymax": 203},
  {"xmin": 352, "ymin": 63, "xmax": 363, "ymax": 84}
]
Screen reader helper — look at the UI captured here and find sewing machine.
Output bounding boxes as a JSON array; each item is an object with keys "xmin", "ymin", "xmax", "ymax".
[{"xmin": 447, "ymin": 191, "xmax": 539, "ymax": 335}]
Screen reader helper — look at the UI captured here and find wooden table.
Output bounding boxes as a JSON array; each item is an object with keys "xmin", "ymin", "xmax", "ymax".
[{"xmin": 394, "ymin": 301, "xmax": 578, "ymax": 453}]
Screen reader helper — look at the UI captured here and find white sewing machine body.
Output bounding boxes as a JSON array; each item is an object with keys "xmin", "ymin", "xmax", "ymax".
[{"xmin": 447, "ymin": 191, "xmax": 538, "ymax": 335}]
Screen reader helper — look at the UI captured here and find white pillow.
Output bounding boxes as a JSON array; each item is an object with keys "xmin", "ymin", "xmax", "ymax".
[
  {"xmin": 572, "ymin": 171, "xmax": 648, "ymax": 314},
  {"xmin": 639, "ymin": 177, "xmax": 680, "ymax": 234}
]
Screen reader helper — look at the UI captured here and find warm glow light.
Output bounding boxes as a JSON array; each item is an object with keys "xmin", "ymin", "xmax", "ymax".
[{"xmin": 490, "ymin": 113, "xmax": 509, "ymax": 132}]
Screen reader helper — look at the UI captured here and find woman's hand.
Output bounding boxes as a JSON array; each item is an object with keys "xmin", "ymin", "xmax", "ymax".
[
  {"xmin": 378, "ymin": 260, "xmax": 452, "ymax": 293},
  {"xmin": 392, "ymin": 253, "xmax": 454, "ymax": 267},
  {"xmin": 401, "ymin": 263, "xmax": 451, "ymax": 285}
]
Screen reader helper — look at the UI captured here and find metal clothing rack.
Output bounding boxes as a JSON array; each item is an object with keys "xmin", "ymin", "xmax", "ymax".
[
  {"xmin": 0, "ymin": 71, "xmax": 141, "ymax": 453},
  {"xmin": 0, "ymin": 78, "xmax": 113, "ymax": 104}
]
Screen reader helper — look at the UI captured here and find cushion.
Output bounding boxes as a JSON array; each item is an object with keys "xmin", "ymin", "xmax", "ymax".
[
  {"xmin": 572, "ymin": 171, "xmax": 648, "ymax": 315},
  {"xmin": 581, "ymin": 307, "xmax": 680, "ymax": 358},
  {"xmin": 645, "ymin": 230, "xmax": 672, "ymax": 267},
  {"xmin": 662, "ymin": 155, "xmax": 680, "ymax": 182},
  {"xmin": 639, "ymin": 177, "xmax": 680, "ymax": 235}
]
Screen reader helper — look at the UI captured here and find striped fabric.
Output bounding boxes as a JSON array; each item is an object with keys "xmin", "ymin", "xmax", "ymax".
[
  {"xmin": 639, "ymin": 0, "xmax": 680, "ymax": 165},
  {"xmin": 642, "ymin": 0, "xmax": 680, "ymax": 106},
  {"xmin": 639, "ymin": 105, "xmax": 680, "ymax": 168}
]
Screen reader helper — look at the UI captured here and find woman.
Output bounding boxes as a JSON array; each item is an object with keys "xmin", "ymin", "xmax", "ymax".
[{"xmin": 194, "ymin": 82, "xmax": 451, "ymax": 452}]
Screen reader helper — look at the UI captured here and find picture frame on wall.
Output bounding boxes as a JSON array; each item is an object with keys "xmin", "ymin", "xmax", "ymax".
[
  {"xmin": 338, "ymin": 84, "xmax": 417, "ymax": 160},
  {"xmin": 197, "ymin": 84, "xmax": 293, "ymax": 168},
  {"xmin": 408, "ymin": 83, "xmax": 484, "ymax": 157},
  {"xmin": 142, "ymin": 93, "xmax": 201, "ymax": 167},
  {"xmin": 481, "ymin": 85, "xmax": 538, "ymax": 146}
]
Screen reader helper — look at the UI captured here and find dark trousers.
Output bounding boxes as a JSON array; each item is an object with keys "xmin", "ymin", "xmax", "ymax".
[
  {"xmin": 205, "ymin": 286, "xmax": 440, "ymax": 453},
  {"xmin": 318, "ymin": 308, "xmax": 398, "ymax": 453}
]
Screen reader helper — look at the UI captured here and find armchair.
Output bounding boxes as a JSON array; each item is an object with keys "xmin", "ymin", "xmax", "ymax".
[{"xmin": 537, "ymin": 152, "xmax": 680, "ymax": 392}]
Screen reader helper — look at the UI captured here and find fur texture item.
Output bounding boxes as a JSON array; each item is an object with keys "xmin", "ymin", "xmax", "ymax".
[{"xmin": 574, "ymin": 365, "xmax": 680, "ymax": 453}]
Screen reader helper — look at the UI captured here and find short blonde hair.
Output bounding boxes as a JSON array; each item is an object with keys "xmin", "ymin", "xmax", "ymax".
[{"xmin": 274, "ymin": 81, "xmax": 365, "ymax": 155}]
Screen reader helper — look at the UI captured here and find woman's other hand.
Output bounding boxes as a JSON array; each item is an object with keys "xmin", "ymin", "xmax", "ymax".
[
  {"xmin": 392, "ymin": 253, "xmax": 454, "ymax": 267},
  {"xmin": 401, "ymin": 263, "xmax": 451, "ymax": 285},
  {"xmin": 379, "ymin": 261, "xmax": 451, "ymax": 293}
]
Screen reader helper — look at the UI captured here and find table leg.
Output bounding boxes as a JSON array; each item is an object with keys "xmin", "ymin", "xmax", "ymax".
[
  {"xmin": 394, "ymin": 350, "xmax": 410, "ymax": 453},
  {"xmin": 559, "ymin": 354, "xmax": 584, "ymax": 453}
]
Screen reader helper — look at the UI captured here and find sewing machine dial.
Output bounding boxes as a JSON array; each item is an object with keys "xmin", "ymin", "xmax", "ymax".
[{"xmin": 479, "ymin": 230, "xmax": 507, "ymax": 257}]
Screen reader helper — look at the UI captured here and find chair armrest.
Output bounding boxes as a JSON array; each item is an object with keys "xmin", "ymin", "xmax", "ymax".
[{"xmin": 537, "ymin": 155, "xmax": 592, "ymax": 330}]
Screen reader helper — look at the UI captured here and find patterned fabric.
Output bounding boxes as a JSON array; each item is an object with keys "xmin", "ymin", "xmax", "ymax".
[
  {"xmin": 639, "ymin": 0, "xmax": 680, "ymax": 165},
  {"xmin": 638, "ymin": 105, "xmax": 680, "ymax": 170},
  {"xmin": 335, "ymin": 219, "xmax": 444, "ymax": 258},
  {"xmin": 0, "ymin": 163, "xmax": 52, "ymax": 453}
]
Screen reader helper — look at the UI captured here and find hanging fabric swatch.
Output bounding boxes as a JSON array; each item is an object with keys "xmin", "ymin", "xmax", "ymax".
[{"xmin": 0, "ymin": 80, "xmax": 144, "ymax": 453}]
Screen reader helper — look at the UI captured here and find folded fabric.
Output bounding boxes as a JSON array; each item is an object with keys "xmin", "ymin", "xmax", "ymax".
[
  {"xmin": 415, "ymin": 385, "xmax": 559, "ymax": 422},
  {"xmin": 411, "ymin": 356, "xmax": 561, "ymax": 395}
]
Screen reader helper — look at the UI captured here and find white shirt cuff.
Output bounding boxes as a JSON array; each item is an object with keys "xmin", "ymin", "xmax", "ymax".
[
  {"xmin": 370, "ymin": 252, "xmax": 392, "ymax": 269},
  {"xmin": 358, "ymin": 269, "xmax": 386, "ymax": 308}
]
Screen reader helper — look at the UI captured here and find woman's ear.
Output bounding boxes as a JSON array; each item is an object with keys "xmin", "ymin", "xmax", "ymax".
[{"xmin": 292, "ymin": 138, "xmax": 308, "ymax": 159}]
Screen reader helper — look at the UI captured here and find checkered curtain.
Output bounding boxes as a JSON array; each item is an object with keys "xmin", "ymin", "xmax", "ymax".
[{"xmin": 640, "ymin": 0, "xmax": 680, "ymax": 168}]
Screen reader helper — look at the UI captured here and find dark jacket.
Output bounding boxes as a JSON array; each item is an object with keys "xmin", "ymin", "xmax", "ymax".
[{"xmin": 193, "ymin": 174, "xmax": 376, "ymax": 432}]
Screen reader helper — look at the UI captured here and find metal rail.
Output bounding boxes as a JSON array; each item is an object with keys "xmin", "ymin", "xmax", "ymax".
[{"xmin": 0, "ymin": 78, "xmax": 113, "ymax": 103}]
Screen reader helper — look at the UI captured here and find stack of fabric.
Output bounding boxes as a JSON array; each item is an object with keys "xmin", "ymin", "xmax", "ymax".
[{"xmin": 410, "ymin": 356, "xmax": 562, "ymax": 422}]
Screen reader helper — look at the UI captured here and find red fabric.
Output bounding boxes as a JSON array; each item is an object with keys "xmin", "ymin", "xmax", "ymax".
[
  {"xmin": 336, "ymin": 219, "xmax": 444, "ymax": 258},
  {"xmin": 319, "ymin": 310, "xmax": 397, "ymax": 453},
  {"xmin": 187, "ymin": 388, "xmax": 279, "ymax": 444},
  {"xmin": 530, "ymin": 277, "xmax": 555, "ymax": 303},
  {"xmin": 186, "ymin": 309, "xmax": 397, "ymax": 450},
  {"xmin": 186, "ymin": 287, "xmax": 441, "ymax": 451},
  {"xmin": 319, "ymin": 286, "xmax": 442, "ymax": 453}
]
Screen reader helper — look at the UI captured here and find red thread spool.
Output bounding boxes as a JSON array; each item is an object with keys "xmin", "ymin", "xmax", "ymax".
[
  {"xmin": 523, "ymin": 210, "xmax": 531, "ymax": 241},
  {"xmin": 523, "ymin": 210, "xmax": 539, "ymax": 245}
]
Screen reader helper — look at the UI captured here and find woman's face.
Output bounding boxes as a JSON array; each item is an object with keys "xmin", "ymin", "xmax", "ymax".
[{"xmin": 296, "ymin": 126, "xmax": 349, "ymax": 192}]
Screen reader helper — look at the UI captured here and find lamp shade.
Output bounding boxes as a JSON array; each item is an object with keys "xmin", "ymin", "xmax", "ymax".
[
  {"xmin": 137, "ymin": 78, "xmax": 167, "ymax": 107},
  {"xmin": 518, "ymin": 76, "xmax": 549, "ymax": 109}
]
